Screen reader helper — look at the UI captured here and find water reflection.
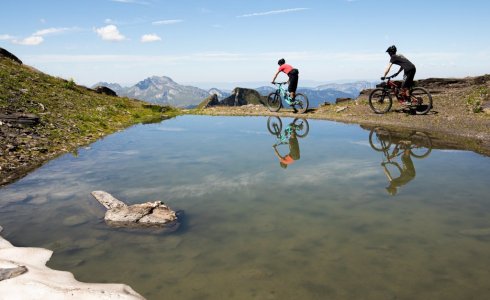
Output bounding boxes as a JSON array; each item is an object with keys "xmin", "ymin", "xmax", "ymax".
[
  {"xmin": 368, "ymin": 127, "xmax": 432, "ymax": 195},
  {"xmin": 267, "ymin": 117, "xmax": 309, "ymax": 169}
]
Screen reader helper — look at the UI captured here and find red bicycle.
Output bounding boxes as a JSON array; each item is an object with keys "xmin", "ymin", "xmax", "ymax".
[{"xmin": 368, "ymin": 75, "xmax": 433, "ymax": 114}]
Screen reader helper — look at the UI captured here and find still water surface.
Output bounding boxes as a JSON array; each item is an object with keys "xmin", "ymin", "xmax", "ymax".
[{"xmin": 1, "ymin": 116, "xmax": 490, "ymax": 299}]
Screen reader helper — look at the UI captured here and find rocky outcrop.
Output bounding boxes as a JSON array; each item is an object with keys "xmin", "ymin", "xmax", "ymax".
[
  {"xmin": 0, "ymin": 234, "xmax": 144, "ymax": 299},
  {"xmin": 0, "ymin": 48, "xmax": 22, "ymax": 64},
  {"xmin": 201, "ymin": 87, "xmax": 266, "ymax": 108},
  {"xmin": 199, "ymin": 94, "xmax": 220, "ymax": 109},
  {"xmin": 359, "ymin": 75, "xmax": 490, "ymax": 97},
  {"xmin": 0, "ymin": 113, "xmax": 40, "ymax": 126},
  {"xmin": 91, "ymin": 191, "xmax": 178, "ymax": 228},
  {"xmin": 335, "ymin": 97, "xmax": 354, "ymax": 104},
  {"xmin": 94, "ymin": 86, "xmax": 118, "ymax": 97}
]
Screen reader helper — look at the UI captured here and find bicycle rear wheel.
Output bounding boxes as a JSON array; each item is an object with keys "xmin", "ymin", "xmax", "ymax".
[
  {"xmin": 294, "ymin": 93, "xmax": 309, "ymax": 114},
  {"xmin": 409, "ymin": 131, "xmax": 432, "ymax": 158},
  {"xmin": 410, "ymin": 87, "xmax": 432, "ymax": 115},
  {"xmin": 267, "ymin": 92, "xmax": 282, "ymax": 112},
  {"xmin": 292, "ymin": 118, "xmax": 309, "ymax": 137},
  {"xmin": 369, "ymin": 88, "xmax": 392, "ymax": 114}
]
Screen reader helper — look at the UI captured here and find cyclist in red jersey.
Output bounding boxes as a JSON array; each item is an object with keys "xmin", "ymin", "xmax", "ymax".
[
  {"xmin": 272, "ymin": 58, "xmax": 299, "ymax": 107},
  {"xmin": 272, "ymin": 128, "xmax": 300, "ymax": 169}
]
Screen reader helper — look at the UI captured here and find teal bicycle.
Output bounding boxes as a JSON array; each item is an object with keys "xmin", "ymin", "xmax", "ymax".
[{"xmin": 267, "ymin": 82, "xmax": 309, "ymax": 114}]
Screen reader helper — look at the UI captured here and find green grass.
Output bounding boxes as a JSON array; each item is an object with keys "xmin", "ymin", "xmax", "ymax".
[
  {"xmin": 0, "ymin": 57, "xmax": 182, "ymax": 154},
  {"xmin": 466, "ymin": 86, "xmax": 488, "ymax": 113}
]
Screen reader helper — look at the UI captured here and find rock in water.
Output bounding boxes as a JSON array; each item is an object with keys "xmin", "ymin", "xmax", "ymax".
[
  {"xmin": 91, "ymin": 191, "xmax": 178, "ymax": 228},
  {"xmin": 91, "ymin": 191, "xmax": 126, "ymax": 209}
]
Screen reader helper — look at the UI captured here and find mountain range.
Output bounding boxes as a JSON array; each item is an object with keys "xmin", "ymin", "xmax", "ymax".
[{"xmin": 93, "ymin": 76, "xmax": 375, "ymax": 108}]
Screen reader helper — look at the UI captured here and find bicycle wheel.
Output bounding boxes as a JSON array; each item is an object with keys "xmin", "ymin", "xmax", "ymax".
[
  {"xmin": 267, "ymin": 116, "xmax": 282, "ymax": 135},
  {"xmin": 410, "ymin": 87, "xmax": 432, "ymax": 115},
  {"xmin": 292, "ymin": 118, "xmax": 309, "ymax": 137},
  {"xmin": 409, "ymin": 131, "xmax": 432, "ymax": 158},
  {"xmin": 369, "ymin": 88, "xmax": 392, "ymax": 114},
  {"xmin": 267, "ymin": 92, "xmax": 282, "ymax": 112},
  {"xmin": 294, "ymin": 93, "xmax": 309, "ymax": 114},
  {"xmin": 369, "ymin": 127, "xmax": 392, "ymax": 151}
]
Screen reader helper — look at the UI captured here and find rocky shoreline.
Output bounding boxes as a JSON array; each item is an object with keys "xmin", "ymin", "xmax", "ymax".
[{"xmin": 193, "ymin": 75, "xmax": 490, "ymax": 156}]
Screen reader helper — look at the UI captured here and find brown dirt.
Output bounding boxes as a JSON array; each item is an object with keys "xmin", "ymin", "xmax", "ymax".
[{"xmin": 192, "ymin": 78, "xmax": 490, "ymax": 156}]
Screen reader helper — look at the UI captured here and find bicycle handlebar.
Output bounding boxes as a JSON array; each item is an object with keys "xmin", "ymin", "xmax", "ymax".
[
  {"xmin": 381, "ymin": 74, "xmax": 397, "ymax": 80},
  {"xmin": 271, "ymin": 81, "xmax": 288, "ymax": 85}
]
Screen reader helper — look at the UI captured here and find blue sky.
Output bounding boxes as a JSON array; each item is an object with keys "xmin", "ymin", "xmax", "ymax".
[{"xmin": 1, "ymin": 0, "xmax": 489, "ymax": 88}]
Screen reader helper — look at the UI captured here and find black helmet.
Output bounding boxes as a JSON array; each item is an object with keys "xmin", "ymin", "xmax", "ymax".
[
  {"xmin": 278, "ymin": 58, "xmax": 285, "ymax": 65},
  {"xmin": 386, "ymin": 45, "xmax": 397, "ymax": 55}
]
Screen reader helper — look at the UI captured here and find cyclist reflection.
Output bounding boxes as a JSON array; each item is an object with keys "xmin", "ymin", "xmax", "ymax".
[
  {"xmin": 267, "ymin": 117, "xmax": 309, "ymax": 169},
  {"xmin": 368, "ymin": 127, "xmax": 432, "ymax": 195}
]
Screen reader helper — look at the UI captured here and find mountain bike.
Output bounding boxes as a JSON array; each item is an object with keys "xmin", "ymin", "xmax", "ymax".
[
  {"xmin": 267, "ymin": 116, "xmax": 309, "ymax": 145},
  {"xmin": 368, "ymin": 127, "xmax": 432, "ymax": 159},
  {"xmin": 368, "ymin": 127, "xmax": 432, "ymax": 195},
  {"xmin": 267, "ymin": 82, "xmax": 309, "ymax": 114},
  {"xmin": 368, "ymin": 75, "xmax": 433, "ymax": 114}
]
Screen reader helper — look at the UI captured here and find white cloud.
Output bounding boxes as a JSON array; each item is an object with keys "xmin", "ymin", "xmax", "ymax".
[
  {"xmin": 152, "ymin": 19, "xmax": 183, "ymax": 25},
  {"xmin": 12, "ymin": 36, "xmax": 44, "ymax": 46},
  {"xmin": 141, "ymin": 33, "xmax": 161, "ymax": 43},
  {"xmin": 33, "ymin": 27, "xmax": 75, "ymax": 36},
  {"xmin": 95, "ymin": 25, "xmax": 126, "ymax": 41},
  {"xmin": 237, "ymin": 8, "xmax": 309, "ymax": 18},
  {"xmin": 0, "ymin": 34, "xmax": 14, "ymax": 40}
]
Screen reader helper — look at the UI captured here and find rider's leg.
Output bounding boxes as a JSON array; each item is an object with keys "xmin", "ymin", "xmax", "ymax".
[
  {"xmin": 402, "ymin": 68, "xmax": 416, "ymax": 101},
  {"xmin": 288, "ymin": 70, "xmax": 299, "ymax": 102}
]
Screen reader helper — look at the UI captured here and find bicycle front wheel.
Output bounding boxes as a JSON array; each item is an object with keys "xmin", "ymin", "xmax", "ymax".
[
  {"xmin": 267, "ymin": 92, "xmax": 282, "ymax": 112},
  {"xmin": 369, "ymin": 127, "xmax": 392, "ymax": 151},
  {"xmin": 369, "ymin": 88, "xmax": 392, "ymax": 114},
  {"xmin": 267, "ymin": 116, "xmax": 282, "ymax": 135},
  {"xmin": 410, "ymin": 87, "xmax": 432, "ymax": 115},
  {"xmin": 294, "ymin": 93, "xmax": 309, "ymax": 114}
]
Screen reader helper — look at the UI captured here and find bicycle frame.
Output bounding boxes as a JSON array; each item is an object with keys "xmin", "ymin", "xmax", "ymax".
[
  {"xmin": 380, "ymin": 78, "xmax": 405, "ymax": 102},
  {"xmin": 273, "ymin": 82, "xmax": 293, "ymax": 105}
]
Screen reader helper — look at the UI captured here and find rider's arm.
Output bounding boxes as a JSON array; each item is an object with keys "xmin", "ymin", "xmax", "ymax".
[
  {"xmin": 273, "ymin": 145, "xmax": 285, "ymax": 159},
  {"xmin": 272, "ymin": 70, "xmax": 281, "ymax": 83},
  {"xmin": 383, "ymin": 63, "xmax": 393, "ymax": 77},
  {"xmin": 392, "ymin": 66, "xmax": 403, "ymax": 77}
]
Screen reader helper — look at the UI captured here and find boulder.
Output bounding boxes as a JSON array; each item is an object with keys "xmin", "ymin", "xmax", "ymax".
[
  {"xmin": 94, "ymin": 86, "xmax": 118, "ymax": 97},
  {"xmin": 91, "ymin": 191, "xmax": 178, "ymax": 228},
  {"xmin": 0, "ymin": 48, "xmax": 22, "ymax": 64},
  {"xmin": 200, "ymin": 94, "xmax": 220, "ymax": 108},
  {"xmin": 200, "ymin": 87, "xmax": 267, "ymax": 107},
  {"xmin": 335, "ymin": 97, "xmax": 354, "ymax": 104}
]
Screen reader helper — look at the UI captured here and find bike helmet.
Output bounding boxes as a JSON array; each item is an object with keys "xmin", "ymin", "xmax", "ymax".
[
  {"xmin": 278, "ymin": 58, "xmax": 285, "ymax": 65},
  {"xmin": 386, "ymin": 45, "xmax": 397, "ymax": 55}
]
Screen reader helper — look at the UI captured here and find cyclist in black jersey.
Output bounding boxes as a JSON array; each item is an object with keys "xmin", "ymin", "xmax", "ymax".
[{"xmin": 383, "ymin": 45, "xmax": 416, "ymax": 103}]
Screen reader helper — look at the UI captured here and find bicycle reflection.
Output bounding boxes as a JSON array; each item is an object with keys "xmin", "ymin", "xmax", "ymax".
[
  {"xmin": 267, "ymin": 117, "xmax": 309, "ymax": 169},
  {"xmin": 368, "ymin": 127, "xmax": 432, "ymax": 195}
]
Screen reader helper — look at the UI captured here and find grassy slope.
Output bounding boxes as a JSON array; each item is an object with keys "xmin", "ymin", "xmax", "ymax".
[{"xmin": 0, "ymin": 57, "xmax": 181, "ymax": 185}]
